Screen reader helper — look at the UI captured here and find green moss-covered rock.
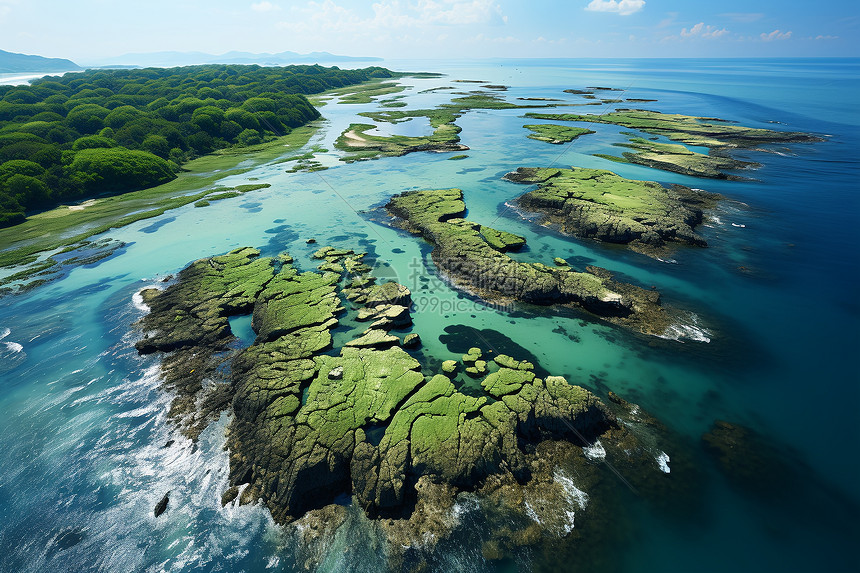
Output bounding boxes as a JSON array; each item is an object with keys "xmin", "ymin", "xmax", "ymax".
[
  {"xmin": 480, "ymin": 226, "xmax": 526, "ymax": 252},
  {"xmin": 596, "ymin": 137, "xmax": 755, "ymax": 179},
  {"xmin": 482, "ymin": 367, "xmax": 535, "ymax": 397},
  {"xmin": 136, "ymin": 245, "xmax": 692, "ymax": 564},
  {"xmin": 365, "ymin": 281, "xmax": 412, "ymax": 307},
  {"xmin": 505, "ymin": 166, "xmax": 720, "ymax": 258},
  {"xmin": 494, "ymin": 354, "xmax": 534, "ymax": 370},
  {"xmin": 524, "ymin": 123, "xmax": 595, "ymax": 144},
  {"xmin": 524, "ymin": 109, "xmax": 820, "ymax": 178},
  {"xmin": 462, "ymin": 347, "xmax": 482, "ymax": 363},
  {"xmin": 134, "ymin": 247, "xmax": 277, "ymax": 438},
  {"xmin": 385, "ymin": 188, "xmax": 670, "ymax": 335},
  {"xmin": 345, "ymin": 328, "xmax": 401, "ymax": 348},
  {"xmin": 402, "ymin": 333, "xmax": 421, "ymax": 348},
  {"xmin": 525, "ymin": 108, "xmax": 820, "ymax": 148}
]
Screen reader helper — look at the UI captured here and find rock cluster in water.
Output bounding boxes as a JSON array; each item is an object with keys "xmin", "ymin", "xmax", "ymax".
[
  {"xmin": 384, "ymin": 187, "xmax": 670, "ymax": 334},
  {"xmin": 524, "ymin": 108, "xmax": 821, "ymax": 179},
  {"xmin": 134, "ymin": 245, "xmax": 688, "ymax": 568},
  {"xmin": 505, "ymin": 166, "xmax": 720, "ymax": 258}
]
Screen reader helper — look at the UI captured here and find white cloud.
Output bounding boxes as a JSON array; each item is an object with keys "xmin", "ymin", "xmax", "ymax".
[
  {"xmin": 720, "ymin": 12, "xmax": 764, "ymax": 23},
  {"xmin": 815, "ymin": 34, "xmax": 839, "ymax": 40},
  {"xmin": 657, "ymin": 12, "xmax": 678, "ymax": 28},
  {"xmin": 277, "ymin": 0, "xmax": 506, "ymax": 35},
  {"xmin": 760, "ymin": 29, "xmax": 792, "ymax": 41},
  {"xmin": 251, "ymin": 1, "xmax": 280, "ymax": 11},
  {"xmin": 467, "ymin": 33, "xmax": 519, "ymax": 44},
  {"xmin": 680, "ymin": 22, "xmax": 730, "ymax": 39},
  {"xmin": 0, "ymin": 0, "xmax": 18, "ymax": 23},
  {"xmin": 419, "ymin": 0, "xmax": 506, "ymax": 25},
  {"xmin": 585, "ymin": 0, "xmax": 645, "ymax": 16}
]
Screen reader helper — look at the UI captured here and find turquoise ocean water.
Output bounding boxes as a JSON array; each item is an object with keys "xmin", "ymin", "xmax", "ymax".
[{"xmin": 0, "ymin": 58, "xmax": 858, "ymax": 572}]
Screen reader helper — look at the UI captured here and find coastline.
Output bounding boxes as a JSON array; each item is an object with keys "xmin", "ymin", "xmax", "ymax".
[{"xmin": 0, "ymin": 124, "xmax": 321, "ymax": 289}]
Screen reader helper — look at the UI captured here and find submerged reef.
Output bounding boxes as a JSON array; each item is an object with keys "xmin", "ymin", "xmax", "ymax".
[
  {"xmin": 385, "ymin": 187, "xmax": 670, "ymax": 335},
  {"xmin": 504, "ymin": 166, "xmax": 720, "ymax": 258},
  {"xmin": 134, "ymin": 246, "xmax": 690, "ymax": 570}
]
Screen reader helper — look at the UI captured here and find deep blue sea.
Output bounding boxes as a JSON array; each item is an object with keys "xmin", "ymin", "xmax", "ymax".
[{"xmin": 0, "ymin": 58, "xmax": 858, "ymax": 572}]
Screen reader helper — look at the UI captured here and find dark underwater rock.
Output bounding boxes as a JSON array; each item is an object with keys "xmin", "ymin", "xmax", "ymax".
[{"xmin": 154, "ymin": 492, "xmax": 169, "ymax": 517}]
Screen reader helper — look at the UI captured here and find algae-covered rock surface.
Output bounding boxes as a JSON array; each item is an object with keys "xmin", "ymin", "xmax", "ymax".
[
  {"xmin": 523, "ymin": 123, "xmax": 595, "ymax": 144},
  {"xmin": 505, "ymin": 166, "xmax": 720, "ymax": 257},
  {"xmin": 525, "ymin": 109, "xmax": 819, "ymax": 148},
  {"xmin": 525, "ymin": 108, "xmax": 821, "ymax": 178},
  {"xmin": 596, "ymin": 137, "xmax": 756, "ymax": 179},
  {"xmin": 135, "ymin": 247, "xmax": 278, "ymax": 438},
  {"xmin": 385, "ymin": 187, "xmax": 670, "ymax": 335},
  {"xmin": 334, "ymin": 121, "xmax": 467, "ymax": 162},
  {"xmin": 335, "ymin": 92, "xmax": 561, "ymax": 162},
  {"xmin": 134, "ymin": 246, "xmax": 691, "ymax": 570}
]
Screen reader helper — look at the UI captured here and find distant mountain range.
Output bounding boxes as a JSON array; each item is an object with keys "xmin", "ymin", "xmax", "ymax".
[
  {"xmin": 86, "ymin": 50, "xmax": 383, "ymax": 68},
  {"xmin": 0, "ymin": 49, "xmax": 82, "ymax": 73}
]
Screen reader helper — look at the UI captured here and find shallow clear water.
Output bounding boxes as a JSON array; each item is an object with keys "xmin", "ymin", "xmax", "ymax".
[{"xmin": 1, "ymin": 58, "xmax": 858, "ymax": 572}]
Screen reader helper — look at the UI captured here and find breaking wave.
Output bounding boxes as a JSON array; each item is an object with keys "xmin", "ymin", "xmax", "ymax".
[
  {"xmin": 656, "ymin": 451, "xmax": 671, "ymax": 474},
  {"xmin": 4, "ymin": 341, "xmax": 23, "ymax": 353},
  {"xmin": 554, "ymin": 470, "xmax": 589, "ymax": 535},
  {"xmin": 658, "ymin": 313, "xmax": 712, "ymax": 343},
  {"xmin": 583, "ymin": 440, "xmax": 606, "ymax": 461}
]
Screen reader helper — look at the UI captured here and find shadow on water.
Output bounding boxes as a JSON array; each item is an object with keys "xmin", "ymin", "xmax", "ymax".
[{"xmin": 438, "ymin": 324, "xmax": 551, "ymax": 380}]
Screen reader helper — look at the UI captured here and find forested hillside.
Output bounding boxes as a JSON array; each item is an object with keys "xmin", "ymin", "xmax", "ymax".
[{"xmin": 0, "ymin": 64, "xmax": 392, "ymax": 226}]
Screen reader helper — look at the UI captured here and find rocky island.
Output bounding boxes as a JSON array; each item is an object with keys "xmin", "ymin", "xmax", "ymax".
[
  {"xmin": 504, "ymin": 166, "xmax": 720, "ymax": 258},
  {"xmin": 134, "ymin": 246, "xmax": 690, "ymax": 569},
  {"xmin": 524, "ymin": 108, "xmax": 821, "ymax": 178},
  {"xmin": 384, "ymin": 187, "xmax": 670, "ymax": 334},
  {"xmin": 335, "ymin": 92, "xmax": 560, "ymax": 161},
  {"xmin": 523, "ymin": 124, "xmax": 595, "ymax": 144}
]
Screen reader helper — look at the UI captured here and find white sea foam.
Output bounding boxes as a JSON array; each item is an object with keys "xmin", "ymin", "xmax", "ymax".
[
  {"xmin": 132, "ymin": 289, "xmax": 153, "ymax": 313},
  {"xmin": 4, "ymin": 341, "xmax": 23, "ymax": 353},
  {"xmin": 656, "ymin": 451, "xmax": 671, "ymax": 473},
  {"xmin": 451, "ymin": 494, "xmax": 479, "ymax": 524},
  {"xmin": 554, "ymin": 471, "xmax": 589, "ymax": 511},
  {"xmin": 524, "ymin": 500, "xmax": 542, "ymax": 525},
  {"xmin": 583, "ymin": 439, "xmax": 606, "ymax": 461},
  {"xmin": 710, "ymin": 216, "xmax": 723, "ymax": 226},
  {"xmin": 554, "ymin": 470, "xmax": 589, "ymax": 534},
  {"xmin": 658, "ymin": 313, "xmax": 712, "ymax": 343},
  {"xmin": 660, "ymin": 322, "xmax": 712, "ymax": 343},
  {"xmin": 0, "ymin": 327, "xmax": 9, "ymax": 340}
]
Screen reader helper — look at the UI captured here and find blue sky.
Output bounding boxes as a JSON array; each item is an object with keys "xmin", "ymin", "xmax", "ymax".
[{"xmin": 1, "ymin": 0, "xmax": 857, "ymax": 62}]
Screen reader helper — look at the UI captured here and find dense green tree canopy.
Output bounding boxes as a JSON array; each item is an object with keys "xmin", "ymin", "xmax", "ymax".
[{"xmin": 0, "ymin": 63, "xmax": 392, "ymax": 227}]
